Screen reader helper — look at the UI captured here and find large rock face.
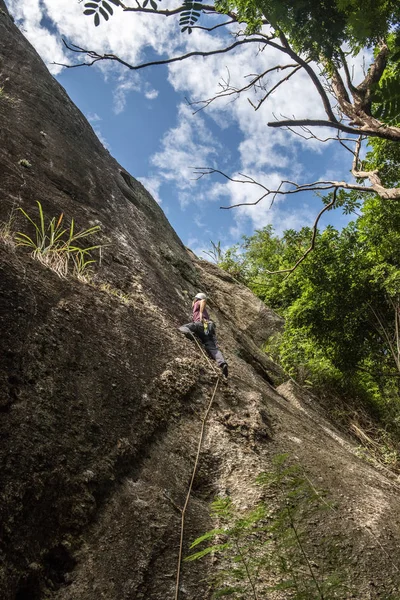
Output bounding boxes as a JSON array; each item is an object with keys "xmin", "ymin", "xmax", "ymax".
[{"xmin": 1, "ymin": 3, "xmax": 400, "ymax": 599}]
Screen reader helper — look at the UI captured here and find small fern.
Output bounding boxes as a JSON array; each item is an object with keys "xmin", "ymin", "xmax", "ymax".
[
  {"xmin": 179, "ymin": 0, "xmax": 203, "ymax": 33},
  {"xmin": 186, "ymin": 454, "xmax": 351, "ymax": 599},
  {"xmin": 83, "ymin": 0, "xmax": 122, "ymax": 27},
  {"xmin": 142, "ymin": 0, "xmax": 161, "ymax": 9},
  {"xmin": 82, "ymin": 0, "xmax": 203, "ymax": 31}
]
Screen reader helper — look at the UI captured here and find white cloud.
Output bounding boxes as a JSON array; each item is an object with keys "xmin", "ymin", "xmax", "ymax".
[
  {"xmin": 150, "ymin": 103, "xmax": 222, "ymax": 199},
  {"xmin": 113, "ymin": 75, "xmax": 141, "ymax": 114},
  {"xmin": 87, "ymin": 112, "xmax": 102, "ymax": 123},
  {"xmin": 6, "ymin": 0, "xmax": 183, "ymax": 76},
  {"xmin": 112, "ymin": 74, "xmax": 158, "ymax": 113},
  {"xmin": 93, "ymin": 126, "xmax": 110, "ymax": 150},
  {"xmin": 145, "ymin": 88, "xmax": 159, "ymax": 100},
  {"xmin": 6, "ymin": 0, "xmax": 372, "ymax": 238},
  {"xmin": 137, "ymin": 176, "xmax": 163, "ymax": 205},
  {"xmin": 7, "ymin": 0, "xmax": 68, "ymax": 74},
  {"xmin": 205, "ymin": 172, "xmax": 317, "ymax": 236}
]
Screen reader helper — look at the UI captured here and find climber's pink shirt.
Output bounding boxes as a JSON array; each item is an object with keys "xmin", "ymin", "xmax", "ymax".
[{"xmin": 192, "ymin": 300, "xmax": 210, "ymax": 322}]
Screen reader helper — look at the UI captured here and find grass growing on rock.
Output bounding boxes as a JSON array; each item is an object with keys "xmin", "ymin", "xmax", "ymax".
[{"xmin": 15, "ymin": 200, "xmax": 101, "ymax": 279}]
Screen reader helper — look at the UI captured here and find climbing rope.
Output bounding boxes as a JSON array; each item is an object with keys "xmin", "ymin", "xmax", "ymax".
[
  {"xmin": 174, "ymin": 375, "xmax": 221, "ymax": 600},
  {"xmin": 191, "ymin": 333, "xmax": 221, "ymax": 377}
]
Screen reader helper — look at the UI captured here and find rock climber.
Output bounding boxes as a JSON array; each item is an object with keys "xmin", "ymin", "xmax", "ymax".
[{"xmin": 179, "ymin": 292, "xmax": 228, "ymax": 378}]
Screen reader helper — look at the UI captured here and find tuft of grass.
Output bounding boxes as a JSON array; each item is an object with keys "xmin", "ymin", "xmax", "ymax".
[
  {"xmin": 0, "ymin": 218, "xmax": 16, "ymax": 249},
  {"xmin": 99, "ymin": 282, "xmax": 131, "ymax": 305},
  {"xmin": 18, "ymin": 159, "xmax": 32, "ymax": 169},
  {"xmin": 0, "ymin": 85, "xmax": 16, "ymax": 105},
  {"xmin": 15, "ymin": 201, "xmax": 101, "ymax": 279}
]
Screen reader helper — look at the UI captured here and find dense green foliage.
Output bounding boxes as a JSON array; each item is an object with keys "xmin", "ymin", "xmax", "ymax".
[
  {"xmin": 371, "ymin": 34, "xmax": 400, "ymax": 123},
  {"xmin": 215, "ymin": 0, "xmax": 400, "ymax": 57},
  {"xmin": 218, "ymin": 193, "xmax": 400, "ymax": 432}
]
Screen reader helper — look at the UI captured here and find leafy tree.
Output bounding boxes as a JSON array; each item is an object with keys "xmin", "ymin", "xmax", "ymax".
[{"xmin": 220, "ymin": 195, "xmax": 400, "ymax": 427}]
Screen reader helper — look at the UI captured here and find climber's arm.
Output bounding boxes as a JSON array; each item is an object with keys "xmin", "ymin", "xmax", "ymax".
[{"xmin": 199, "ymin": 299, "xmax": 207, "ymax": 322}]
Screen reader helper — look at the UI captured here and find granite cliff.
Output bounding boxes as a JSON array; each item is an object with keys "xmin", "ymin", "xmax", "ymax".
[{"xmin": 1, "ymin": 2, "xmax": 400, "ymax": 598}]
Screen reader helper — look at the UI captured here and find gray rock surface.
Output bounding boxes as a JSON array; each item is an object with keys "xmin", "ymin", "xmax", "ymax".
[{"xmin": 1, "ymin": 2, "xmax": 400, "ymax": 599}]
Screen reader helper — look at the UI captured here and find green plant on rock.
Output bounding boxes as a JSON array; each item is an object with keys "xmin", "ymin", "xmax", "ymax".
[
  {"xmin": 0, "ymin": 207, "xmax": 17, "ymax": 249},
  {"xmin": 15, "ymin": 201, "xmax": 101, "ymax": 279},
  {"xmin": 99, "ymin": 282, "xmax": 131, "ymax": 304},
  {"xmin": 203, "ymin": 241, "xmax": 224, "ymax": 264},
  {"xmin": 18, "ymin": 158, "xmax": 32, "ymax": 169},
  {"xmin": 186, "ymin": 454, "xmax": 351, "ymax": 599}
]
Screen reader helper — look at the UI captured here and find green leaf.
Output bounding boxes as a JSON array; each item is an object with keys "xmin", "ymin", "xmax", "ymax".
[
  {"xmin": 102, "ymin": 1, "xmax": 114, "ymax": 15},
  {"xmin": 185, "ymin": 542, "xmax": 231, "ymax": 562},
  {"xmin": 94, "ymin": 12, "xmax": 100, "ymax": 26},
  {"xmin": 188, "ymin": 528, "xmax": 227, "ymax": 549},
  {"xmin": 99, "ymin": 6, "xmax": 109, "ymax": 20}
]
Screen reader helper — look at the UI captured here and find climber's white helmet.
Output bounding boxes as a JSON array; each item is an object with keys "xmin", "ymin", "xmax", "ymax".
[{"xmin": 194, "ymin": 292, "xmax": 207, "ymax": 300}]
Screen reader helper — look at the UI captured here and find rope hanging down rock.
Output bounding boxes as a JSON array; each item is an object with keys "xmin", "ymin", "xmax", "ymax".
[{"xmin": 174, "ymin": 347, "xmax": 221, "ymax": 600}]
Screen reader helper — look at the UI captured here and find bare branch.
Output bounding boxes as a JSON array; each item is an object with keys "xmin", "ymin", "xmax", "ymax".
[
  {"xmin": 188, "ymin": 63, "xmax": 299, "ymax": 114},
  {"xmin": 338, "ymin": 49, "xmax": 358, "ymax": 96},
  {"xmin": 57, "ymin": 37, "xmax": 268, "ymax": 72},
  {"xmin": 265, "ymin": 188, "xmax": 339, "ymax": 277},
  {"xmin": 349, "ymin": 136, "xmax": 400, "ymax": 199},
  {"xmin": 249, "ymin": 64, "xmax": 302, "ymax": 111},
  {"xmin": 277, "ymin": 31, "xmax": 338, "ymax": 123},
  {"xmin": 122, "ymin": 3, "xmax": 217, "ymax": 16},
  {"xmin": 284, "ymin": 124, "xmax": 357, "ymax": 145},
  {"xmin": 190, "ymin": 19, "xmax": 237, "ymax": 32},
  {"xmin": 194, "ymin": 166, "xmax": 400, "ymax": 208},
  {"xmin": 267, "ymin": 117, "xmax": 400, "ymax": 141},
  {"xmin": 356, "ymin": 42, "xmax": 389, "ymax": 97},
  {"xmin": 352, "ymin": 135, "xmax": 364, "ymax": 172}
]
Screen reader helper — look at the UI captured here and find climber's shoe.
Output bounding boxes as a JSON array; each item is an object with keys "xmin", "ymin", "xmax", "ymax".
[{"xmin": 221, "ymin": 363, "xmax": 228, "ymax": 379}]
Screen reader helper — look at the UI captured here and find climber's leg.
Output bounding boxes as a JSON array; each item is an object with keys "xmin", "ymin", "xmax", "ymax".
[
  {"xmin": 203, "ymin": 335, "xmax": 227, "ymax": 368},
  {"xmin": 179, "ymin": 322, "xmax": 202, "ymax": 339}
]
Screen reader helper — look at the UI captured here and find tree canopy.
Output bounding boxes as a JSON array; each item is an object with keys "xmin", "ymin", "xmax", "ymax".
[{"xmin": 217, "ymin": 191, "xmax": 400, "ymax": 425}]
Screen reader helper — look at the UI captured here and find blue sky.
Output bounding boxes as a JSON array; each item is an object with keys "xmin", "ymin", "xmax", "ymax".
[{"xmin": 6, "ymin": 0, "xmax": 365, "ymax": 259}]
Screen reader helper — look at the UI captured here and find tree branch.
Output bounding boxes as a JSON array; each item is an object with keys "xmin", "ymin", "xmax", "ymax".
[
  {"xmin": 193, "ymin": 168, "xmax": 388, "ymax": 209},
  {"xmin": 58, "ymin": 37, "xmax": 268, "ymax": 72},
  {"xmin": 276, "ymin": 31, "xmax": 338, "ymax": 123},
  {"xmin": 248, "ymin": 64, "xmax": 303, "ymax": 111},
  {"xmin": 122, "ymin": 3, "xmax": 217, "ymax": 16},
  {"xmin": 351, "ymin": 136, "xmax": 400, "ymax": 199},
  {"xmin": 265, "ymin": 189, "xmax": 339, "ymax": 277},
  {"xmin": 267, "ymin": 117, "xmax": 400, "ymax": 141},
  {"xmin": 188, "ymin": 63, "xmax": 300, "ymax": 114}
]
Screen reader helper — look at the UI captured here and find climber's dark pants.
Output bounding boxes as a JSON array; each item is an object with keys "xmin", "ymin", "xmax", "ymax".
[{"xmin": 179, "ymin": 322, "xmax": 226, "ymax": 367}]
